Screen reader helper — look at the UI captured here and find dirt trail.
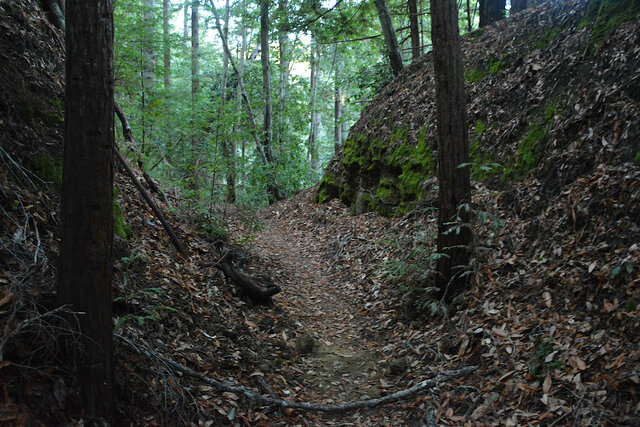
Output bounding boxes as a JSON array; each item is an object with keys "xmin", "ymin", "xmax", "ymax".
[{"xmin": 251, "ymin": 201, "xmax": 381, "ymax": 402}]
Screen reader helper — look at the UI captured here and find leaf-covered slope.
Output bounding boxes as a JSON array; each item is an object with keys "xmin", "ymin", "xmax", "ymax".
[{"xmin": 317, "ymin": 0, "xmax": 640, "ymax": 216}]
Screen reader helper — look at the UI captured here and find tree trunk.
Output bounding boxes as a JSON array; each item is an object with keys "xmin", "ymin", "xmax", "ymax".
[
  {"xmin": 278, "ymin": 0, "xmax": 291, "ymax": 156},
  {"xmin": 260, "ymin": 0, "xmax": 283, "ymax": 202},
  {"xmin": 408, "ymin": 0, "xmax": 421, "ymax": 61},
  {"xmin": 219, "ymin": 0, "xmax": 235, "ymax": 203},
  {"xmin": 479, "ymin": 0, "xmax": 505, "ymax": 27},
  {"xmin": 183, "ymin": 0, "xmax": 189, "ymax": 39},
  {"xmin": 209, "ymin": 0, "xmax": 268, "ymax": 166},
  {"xmin": 511, "ymin": 0, "xmax": 528, "ymax": 14},
  {"xmin": 231, "ymin": 0, "xmax": 246, "ymax": 190},
  {"xmin": 334, "ymin": 55, "xmax": 343, "ymax": 155},
  {"xmin": 143, "ymin": 0, "xmax": 155, "ymax": 85},
  {"xmin": 466, "ymin": 0, "xmax": 472, "ymax": 32},
  {"xmin": 163, "ymin": 0, "xmax": 171, "ymax": 89},
  {"xmin": 373, "ymin": 0, "xmax": 403, "ymax": 76},
  {"xmin": 59, "ymin": 0, "xmax": 114, "ymax": 422},
  {"xmin": 141, "ymin": 0, "xmax": 155, "ymax": 164},
  {"xmin": 191, "ymin": 0, "xmax": 200, "ymax": 189},
  {"xmin": 209, "ymin": 0, "xmax": 282, "ymax": 204},
  {"xmin": 261, "ymin": 0, "xmax": 274, "ymax": 165},
  {"xmin": 431, "ymin": 0, "xmax": 472, "ymax": 303},
  {"xmin": 307, "ymin": 37, "xmax": 320, "ymax": 173}
]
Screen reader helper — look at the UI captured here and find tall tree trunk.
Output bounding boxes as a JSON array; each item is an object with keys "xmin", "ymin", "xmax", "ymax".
[
  {"xmin": 183, "ymin": 0, "xmax": 189, "ymax": 39},
  {"xmin": 479, "ymin": 0, "xmax": 505, "ymax": 27},
  {"xmin": 511, "ymin": 0, "xmax": 528, "ymax": 13},
  {"xmin": 142, "ymin": 0, "xmax": 155, "ymax": 163},
  {"xmin": 278, "ymin": 0, "xmax": 291, "ymax": 156},
  {"xmin": 218, "ymin": 0, "xmax": 235, "ymax": 203},
  {"xmin": 466, "ymin": 0, "xmax": 472, "ymax": 32},
  {"xmin": 307, "ymin": 37, "xmax": 320, "ymax": 173},
  {"xmin": 191, "ymin": 0, "xmax": 200, "ymax": 189},
  {"xmin": 408, "ymin": 0, "xmax": 421, "ymax": 61},
  {"xmin": 143, "ymin": 0, "xmax": 155, "ymax": 85},
  {"xmin": 431, "ymin": 0, "xmax": 472, "ymax": 303},
  {"xmin": 231, "ymin": 0, "xmax": 246, "ymax": 189},
  {"xmin": 209, "ymin": 0, "xmax": 269, "ymax": 166},
  {"xmin": 373, "ymin": 0, "xmax": 403, "ymax": 76},
  {"xmin": 334, "ymin": 55, "xmax": 343, "ymax": 155},
  {"xmin": 59, "ymin": 0, "xmax": 114, "ymax": 422},
  {"xmin": 261, "ymin": 0, "xmax": 282, "ymax": 202},
  {"xmin": 163, "ymin": 0, "xmax": 171, "ymax": 89}
]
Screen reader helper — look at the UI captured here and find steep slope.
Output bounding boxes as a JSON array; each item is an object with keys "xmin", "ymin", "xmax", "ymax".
[{"xmin": 317, "ymin": 0, "xmax": 640, "ymax": 216}]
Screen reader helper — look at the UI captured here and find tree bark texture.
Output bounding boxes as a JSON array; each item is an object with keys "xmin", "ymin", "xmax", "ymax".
[
  {"xmin": 219, "ymin": 0, "xmax": 235, "ymax": 203},
  {"xmin": 190, "ymin": 0, "xmax": 200, "ymax": 188},
  {"xmin": 163, "ymin": 0, "xmax": 171, "ymax": 89},
  {"xmin": 479, "ymin": 0, "xmax": 506, "ymax": 27},
  {"xmin": 231, "ymin": 0, "xmax": 246, "ymax": 188},
  {"xmin": 278, "ymin": 0, "xmax": 291, "ymax": 156},
  {"xmin": 260, "ymin": 0, "xmax": 283, "ymax": 203},
  {"xmin": 334, "ymin": 57, "xmax": 343, "ymax": 155},
  {"xmin": 307, "ymin": 38, "xmax": 320, "ymax": 173},
  {"xmin": 59, "ymin": 0, "xmax": 115, "ymax": 422},
  {"xmin": 510, "ymin": 0, "xmax": 528, "ymax": 13},
  {"xmin": 408, "ymin": 0, "xmax": 421, "ymax": 61},
  {"xmin": 373, "ymin": 0, "xmax": 403, "ymax": 76},
  {"xmin": 208, "ymin": 0, "xmax": 268, "ymax": 166},
  {"xmin": 431, "ymin": 0, "xmax": 472, "ymax": 302}
]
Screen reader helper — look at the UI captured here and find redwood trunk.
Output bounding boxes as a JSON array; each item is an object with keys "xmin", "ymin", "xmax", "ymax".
[
  {"xmin": 408, "ymin": 0, "xmax": 421, "ymax": 61},
  {"xmin": 308, "ymin": 38, "xmax": 320, "ymax": 173},
  {"xmin": 431, "ymin": 0, "xmax": 472, "ymax": 302},
  {"xmin": 59, "ymin": 0, "xmax": 114, "ymax": 421},
  {"xmin": 163, "ymin": 0, "xmax": 171, "ymax": 89}
]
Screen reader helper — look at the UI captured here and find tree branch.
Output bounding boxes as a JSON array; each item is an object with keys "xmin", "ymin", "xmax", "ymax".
[{"xmin": 116, "ymin": 334, "xmax": 477, "ymax": 413}]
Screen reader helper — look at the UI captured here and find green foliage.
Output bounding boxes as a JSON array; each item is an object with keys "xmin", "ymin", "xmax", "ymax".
[
  {"xmin": 383, "ymin": 221, "xmax": 448, "ymax": 317},
  {"xmin": 390, "ymin": 126, "xmax": 435, "ymax": 201},
  {"xmin": 581, "ymin": 0, "xmax": 640, "ymax": 57},
  {"xmin": 113, "ymin": 186, "xmax": 131, "ymax": 239},
  {"xmin": 504, "ymin": 101, "xmax": 558, "ymax": 180},
  {"xmin": 120, "ymin": 246, "xmax": 144, "ymax": 269},
  {"xmin": 634, "ymin": 150, "xmax": 640, "ymax": 166},
  {"xmin": 32, "ymin": 152, "xmax": 62, "ymax": 191},
  {"xmin": 315, "ymin": 173, "xmax": 343, "ymax": 204},
  {"xmin": 466, "ymin": 69, "xmax": 483, "ymax": 83},
  {"xmin": 200, "ymin": 216, "xmax": 228, "ymax": 242},
  {"xmin": 113, "ymin": 286, "xmax": 178, "ymax": 333},
  {"xmin": 488, "ymin": 57, "xmax": 502, "ymax": 74},
  {"xmin": 504, "ymin": 123, "xmax": 547, "ymax": 180},
  {"xmin": 468, "ymin": 120, "xmax": 502, "ymax": 181},
  {"xmin": 528, "ymin": 339, "xmax": 563, "ymax": 377}
]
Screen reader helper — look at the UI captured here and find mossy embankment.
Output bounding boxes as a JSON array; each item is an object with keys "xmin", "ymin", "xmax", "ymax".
[{"xmin": 316, "ymin": 0, "xmax": 640, "ymax": 217}]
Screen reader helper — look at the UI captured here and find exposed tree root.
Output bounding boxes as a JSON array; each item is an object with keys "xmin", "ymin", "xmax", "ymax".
[{"xmin": 116, "ymin": 334, "xmax": 477, "ymax": 413}]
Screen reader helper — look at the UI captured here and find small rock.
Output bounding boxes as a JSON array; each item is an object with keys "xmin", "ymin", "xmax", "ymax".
[
  {"xmin": 389, "ymin": 357, "xmax": 408, "ymax": 375},
  {"xmin": 295, "ymin": 333, "xmax": 316, "ymax": 355}
]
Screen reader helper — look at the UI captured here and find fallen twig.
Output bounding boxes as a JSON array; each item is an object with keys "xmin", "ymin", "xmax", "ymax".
[{"xmin": 116, "ymin": 334, "xmax": 476, "ymax": 413}]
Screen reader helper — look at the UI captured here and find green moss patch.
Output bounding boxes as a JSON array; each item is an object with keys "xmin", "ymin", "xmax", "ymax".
[
  {"xmin": 533, "ymin": 26, "xmax": 562, "ymax": 50},
  {"xmin": 113, "ymin": 187, "xmax": 131, "ymax": 239},
  {"xmin": 504, "ymin": 123, "xmax": 548, "ymax": 180},
  {"xmin": 32, "ymin": 152, "xmax": 62, "ymax": 191},
  {"xmin": 469, "ymin": 120, "xmax": 502, "ymax": 181},
  {"xmin": 581, "ymin": 0, "xmax": 640, "ymax": 57},
  {"xmin": 466, "ymin": 69, "xmax": 483, "ymax": 83},
  {"xmin": 315, "ymin": 172, "xmax": 343, "ymax": 204}
]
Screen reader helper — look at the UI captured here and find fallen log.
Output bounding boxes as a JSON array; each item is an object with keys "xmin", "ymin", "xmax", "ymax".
[
  {"xmin": 202, "ymin": 243, "xmax": 280, "ymax": 304},
  {"xmin": 114, "ymin": 147, "xmax": 188, "ymax": 257}
]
